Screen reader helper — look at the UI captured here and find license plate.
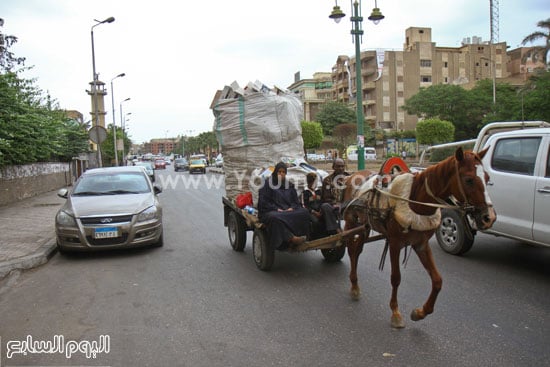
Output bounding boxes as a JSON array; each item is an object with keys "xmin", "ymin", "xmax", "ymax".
[{"xmin": 94, "ymin": 227, "xmax": 119, "ymax": 239}]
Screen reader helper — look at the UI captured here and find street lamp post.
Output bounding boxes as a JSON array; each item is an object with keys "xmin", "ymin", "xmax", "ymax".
[
  {"xmin": 91, "ymin": 16, "xmax": 115, "ymax": 168},
  {"xmin": 480, "ymin": 57, "xmax": 496, "ymax": 106},
  {"xmin": 329, "ymin": 0, "xmax": 384, "ymax": 170},
  {"xmin": 110, "ymin": 73, "xmax": 125, "ymax": 166},
  {"xmin": 119, "ymin": 98, "xmax": 130, "ymax": 165}
]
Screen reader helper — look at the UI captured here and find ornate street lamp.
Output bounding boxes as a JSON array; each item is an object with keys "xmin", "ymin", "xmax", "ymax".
[
  {"xmin": 110, "ymin": 73, "xmax": 125, "ymax": 166},
  {"xmin": 90, "ymin": 16, "xmax": 115, "ymax": 168},
  {"xmin": 329, "ymin": 0, "xmax": 384, "ymax": 170}
]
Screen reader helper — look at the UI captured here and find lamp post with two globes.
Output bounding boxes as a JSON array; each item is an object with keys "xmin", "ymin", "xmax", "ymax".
[{"xmin": 329, "ymin": 0, "xmax": 384, "ymax": 170}]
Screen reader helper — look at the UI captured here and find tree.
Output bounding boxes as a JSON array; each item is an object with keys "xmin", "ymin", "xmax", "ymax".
[
  {"xmin": 415, "ymin": 119, "xmax": 455, "ymax": 145},
  {"xmin": 57, "ymin": 117, "xmax": 90, "ymax": 162},
  {"xmin": 521, "ymin": 18, "xmax": 550, "ymax": 68},
  {"xmin": 100, "ymin": 124, "xmax": 131, "ymax": 166},
  {"xmin": 332, "ymin": 123, "xmax": 357, "ymax": 155},
  {"xmin": 0, "ymin": 18, "xmax": 26, "ymax": 73},
  {"xmin": 301, "ymin": 121, "xmax": 323, "ymax": 151},
  {"xmin": 0, "ymin": 20, "xmax": 89, "ymax": 167},
  {"xmin": 520, "ymin": 71, "xmax": 550, "ymax": 122},
  {"xmin": 402, "ymin": 84, "xmax": 478, "ymax": 140},
  {"xmin": 314, "ymin": 101, "xmax": 356, "ymax": 135}
]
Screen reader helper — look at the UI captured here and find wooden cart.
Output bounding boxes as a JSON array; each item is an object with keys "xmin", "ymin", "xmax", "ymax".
[{"xmin": 222, "ymin": 196, "xmax": 379, "ymax": 271}]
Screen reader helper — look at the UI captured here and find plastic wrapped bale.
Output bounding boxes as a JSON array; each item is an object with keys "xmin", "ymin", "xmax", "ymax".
[{"xmin": 212, "ymin": 90, "xmax": 305, "ymax": 202}]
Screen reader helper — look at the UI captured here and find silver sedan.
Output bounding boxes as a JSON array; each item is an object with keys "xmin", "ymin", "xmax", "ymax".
[{"xmin": 55, "ymin": 166, "xmax": 163, "ymax": 252}]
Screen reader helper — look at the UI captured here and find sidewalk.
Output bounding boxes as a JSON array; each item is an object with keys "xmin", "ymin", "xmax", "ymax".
[{"xmin": 0, "ymin": 189, "xmax": 64, "ymax": 279}]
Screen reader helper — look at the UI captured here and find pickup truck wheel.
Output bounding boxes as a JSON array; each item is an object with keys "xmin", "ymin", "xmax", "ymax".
[
  {"xmin": 253, "ymin": 229, "xmax": 274, "ymax": 271},
  {"xmin": 436, "ymin": 209, "xmax": 474, "ymax": 255},
  {"xmin": 228, "ymin": 211, "xmax": 246, "ymax": 252}
]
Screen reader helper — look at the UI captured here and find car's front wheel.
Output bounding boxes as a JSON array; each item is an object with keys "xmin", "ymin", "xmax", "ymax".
[
  {"xmin": 152, "ymin": 233, "xmax": 164, "ymax": 247},
  {"xmin": 436, "ymin": 209, "xmax": 475, "ymax": 255}
]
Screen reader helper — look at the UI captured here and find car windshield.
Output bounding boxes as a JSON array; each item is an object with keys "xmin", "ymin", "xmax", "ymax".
[
  {"xmin": 175, "ymin": 159, "xmax": 187, "ymax": 163},
  {"xmin": 73, "ymin": 172, "xmax": 150, "ymax": 195},
  {"xmin": 190, "ymin": 160, "xmax": 203, "ymax": 165}
]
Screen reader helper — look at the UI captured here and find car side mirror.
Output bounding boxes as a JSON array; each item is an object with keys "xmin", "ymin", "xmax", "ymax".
[
  {"xmin": 57, "ymin": 188, "xmax": 69, "ymax": 199},
  {"xmin": 153, "ymin": 185, "xmax": 162, "ymax": 195}
]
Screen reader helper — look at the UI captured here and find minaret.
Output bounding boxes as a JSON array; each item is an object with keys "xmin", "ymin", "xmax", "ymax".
[
  {"xmin": 86, "ymin": 79, "xmax": 108, "ymax": 156},
  {"xmin": 87, "ymin": 79, "xmax": 107, "ymax": 128}
]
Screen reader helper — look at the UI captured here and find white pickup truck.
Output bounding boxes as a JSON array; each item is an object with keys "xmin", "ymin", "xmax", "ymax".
[{"xmin": 420, "ymin": 121, "xmax": 550, "ymax": 255}]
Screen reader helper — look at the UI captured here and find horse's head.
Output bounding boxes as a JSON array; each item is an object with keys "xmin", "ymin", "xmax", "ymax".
[{"xmin": 452, "ymin": 147, "xmax": 497, "ymax": 230}]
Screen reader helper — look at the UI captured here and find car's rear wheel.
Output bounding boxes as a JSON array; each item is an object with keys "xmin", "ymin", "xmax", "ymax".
[{"xmin": 436, "ymin": 209, "xmax": 474, "ymax": 255}]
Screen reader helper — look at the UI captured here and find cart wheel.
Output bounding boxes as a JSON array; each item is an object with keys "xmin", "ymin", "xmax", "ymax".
[
  {"xmin": 253, "ymin": 229, "xmax": 274, "ymax": 271},
  {"xmin": 228, "ymin": 211, "xmax": 247, "ymax": 252},
  {"xmin": 321, "ymin": 245, "xmax": 346, "ymax": 262}
]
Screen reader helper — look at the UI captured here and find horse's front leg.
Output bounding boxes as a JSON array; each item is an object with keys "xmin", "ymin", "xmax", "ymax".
[
  {"xmin": 388, "ymin": 242, "xmax": 405, "ymax": 328},
  {"xmin": 346, "ymin": 229, "xmax": 365, "ymax": 300},
  {"xmin": 410, "ymin": 240, "xmax": 442, "ymax": 322}
]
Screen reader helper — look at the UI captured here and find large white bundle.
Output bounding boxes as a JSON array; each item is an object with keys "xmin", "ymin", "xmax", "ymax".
[
  {"xmin": 213, "ymin": 92, "xmax": 303, "ymax": 149},
  {"xmin": 212, "ymin": 83, "xmax": 305, "ymax": 202}
]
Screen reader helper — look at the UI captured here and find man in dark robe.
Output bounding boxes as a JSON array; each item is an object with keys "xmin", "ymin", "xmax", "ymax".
[
  {"xmin": 319, "ymin": 158, "xmax": 350, "ymax": 233},
  {"xmin": 258, "ymin": 162, "xmax": 310, "ymax": 250}
]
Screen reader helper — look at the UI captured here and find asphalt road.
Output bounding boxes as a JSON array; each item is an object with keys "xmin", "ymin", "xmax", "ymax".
[{"xmin": 0, "ymin": 167, "xmax": 549, "ymax": 367}]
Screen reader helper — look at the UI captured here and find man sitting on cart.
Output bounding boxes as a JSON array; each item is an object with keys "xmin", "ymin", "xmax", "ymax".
[
  {"xmin": 303, "ymin": 172, "xmax": 341, "ymax": 238},
  {"xmin": 319, "ymin": 158, "xmax": 350, "ymax": 232},
  {"xmin": 258, "ymin": 162, "xmax": 311, "ymax": 250}
]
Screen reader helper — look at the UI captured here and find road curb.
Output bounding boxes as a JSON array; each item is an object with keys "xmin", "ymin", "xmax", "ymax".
[{"xmin": 0, "ymin": 238, "xmax": 57, "ymax": 279}]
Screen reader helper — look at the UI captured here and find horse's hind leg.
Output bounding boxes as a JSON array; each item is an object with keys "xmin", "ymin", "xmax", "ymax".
[
  {"xmin": 410, "ymin": 241, "xmax": 442, "ymax": 322},
  {"xmin": 388, "ymin": 243, "xmax": 405, "ymax": 328}
]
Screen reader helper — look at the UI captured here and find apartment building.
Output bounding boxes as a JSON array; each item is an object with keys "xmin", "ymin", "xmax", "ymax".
[
  {"xmin": 287, "ymin": 71, "xmax": 333, "ymax": 122},
  {"xmin": 149, "ymin": 138, "xmax": 176, "ymax": 155},
  {"xmin": 291, "ymin": 26, "xmax": 542, "ymax": 133}
]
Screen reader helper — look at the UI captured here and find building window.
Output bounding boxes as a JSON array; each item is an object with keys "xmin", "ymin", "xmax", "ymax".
[
  {"xmin": 420, "ymin": 59, "xmax": 432, "ymax": 67},
  {"xmin": 444, "ymin": 77, "xmax": 448, "ymax": 83},
  {"xmin": 421, "ymin": 75, "xmax": 432, "ymax": 83},
  {"xmin": 444, "ymin": 62, "xmax": 448, "ymax": 68}
]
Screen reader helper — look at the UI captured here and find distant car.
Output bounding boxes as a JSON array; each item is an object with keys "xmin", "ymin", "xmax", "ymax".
[
  {"xmin": 174, "ymin": 158, "xmax": 189, "ymax": 172},
  {"xmin": 134, "ymin": 161, "xmax": 155, "ymax": 182},
  {"xmin": 189, "ymin": 159, "xmax": 206, "ymax": 174},
  {"xmin": 365, "ymin": 147, "xmax": 377, "ymax": 160},
  {"xmin": 55, "ymin": 166, "xmax": 164, "ymax": 252},
  {"xmin": 215, "ymin": 154, "xmax": 223, "ymax": 168},
  {"xmin": 164, "ymin": 158, "xmax": 171, "ymax": 165},
  {"xmin": 154, "ymin": 159, "xmax": 166, "ymax": 170},
  {"xmin": 306, "ymin": 153, "xmax": 318, "ymax": 161},
  {"xmin": 346, "ymin": 145, "xmax": 377, "ymax": 160}
]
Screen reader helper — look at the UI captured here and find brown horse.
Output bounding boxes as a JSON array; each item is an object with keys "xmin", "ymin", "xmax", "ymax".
[{"xmin": 340, "ymin": 147, "xmax": 496, "ymax": 328}]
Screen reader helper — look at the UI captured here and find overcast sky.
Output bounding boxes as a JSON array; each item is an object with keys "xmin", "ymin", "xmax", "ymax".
[{"xmin": 1, "ymin": 0, "xmax": 548, "ymax": 144}]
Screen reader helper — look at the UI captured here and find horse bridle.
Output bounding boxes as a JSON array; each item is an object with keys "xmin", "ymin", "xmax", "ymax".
[{"xmin": 424, "ymin": 159, "xmax": 492, "ymax": 215}]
